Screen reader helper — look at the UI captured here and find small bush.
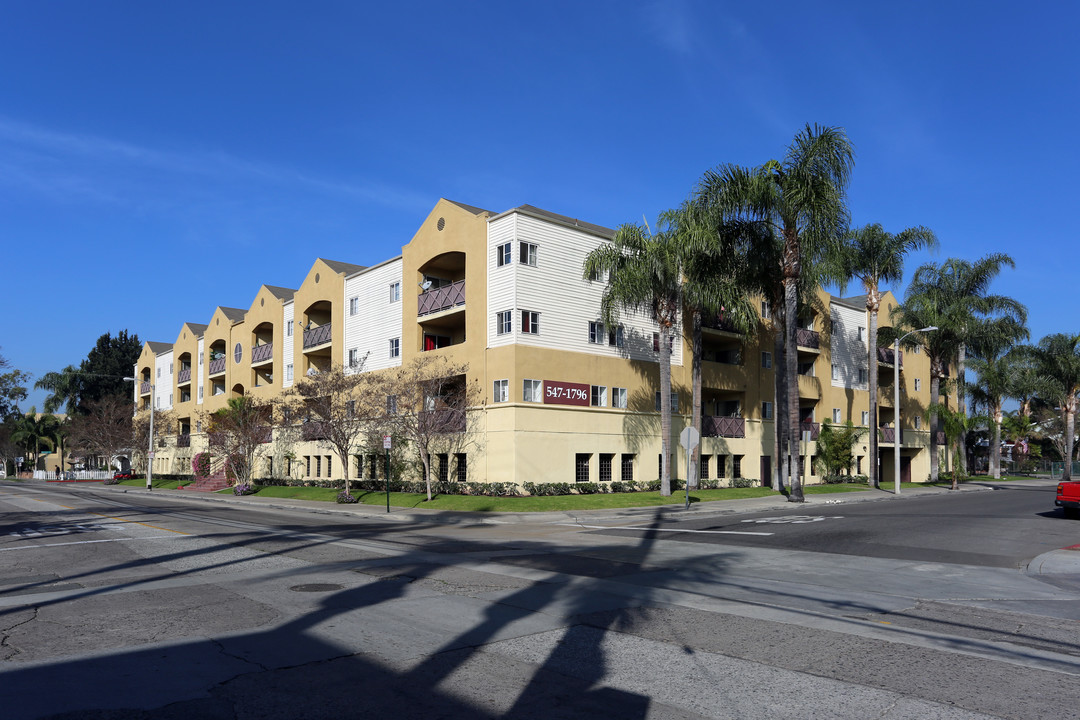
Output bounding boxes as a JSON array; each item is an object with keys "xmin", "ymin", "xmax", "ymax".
[
  {"xmin": 337, "ymin": 491, "xmax": 358, "ymax": 504},
  {"xmin": 729, "ymin": 477, "xmax": 756, "ymax": 488},
  {"xmin": 523, "ymin": 481, "xmax": 574, "ymax": 496},
  {"xmin": 233, "ymin": 482, "xmax": 256, "ymax": 496},
  {"xmin": 575, "ymin": 482, "xmax": 602, "ymax": 495}
]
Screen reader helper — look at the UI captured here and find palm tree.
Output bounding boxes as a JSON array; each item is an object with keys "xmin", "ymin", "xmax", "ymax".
[
  {"xmin": 12, "ymin": 409, "xmax": 57, "ymax": 471},
  {"xmin": 35, "ymin": 365, "xmax": 83, "ymax": 414},
  {"xmin": 832, "ymin": 223, "xmax": 938, "ymax": 488},
  {"xmin": 926, "ymin": 403, "xmax": 986, "ymax": 490},
  {"xmin": 968, "ymin": 352, "xmax": 1011, "ymax": 480},
  {"xmin": 584, "ymin": 215, "xmax": 683, "ymax": 496},
  {"xmin": 1028, "ymin": 334, "xmax": 1080, "ymax": 480},
  {"xmin": 698, "ymin": 124, "xmax": 854, "ymax": 502}
]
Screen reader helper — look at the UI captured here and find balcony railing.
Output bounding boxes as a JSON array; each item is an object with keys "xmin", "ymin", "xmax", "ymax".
[
  {"xmin": 877, "ymin": 347, "xmax": 902, "ymax": 367},
  {"xmin": 140, "ymin": 381, "xmax": 152, "ymax": 395},
  {"xmin": 251, "ymin": 343, "xmax": 274, "ymax": 364},
  {"xmin": 301, "ymin": 421, "xmax": 328, "ymax": 441},
  {"xmin": 418, "ymin": 280, "xmax": 466, "ymax": 316},
  {"xmin": 879, "ymin": 426, "xmax": 895, "ymax": 443},
  {"xmin": 799, "ymin": 421, "xmax": 821, "ymax": 440},
  {"xmin": 303, "ymin": 323, "xmax": 332, "ymax": 350},
  {"xmin": 177, "ymin": 434, "xmax": 191, "ymax": 448},
  {"xmin": 257, "ymin": 426, "xmax": 273, "ymax": 444},
  {"xmin": 796, "ymin": 328, "xmax": 820, "ymax": 349},
  {"xmin": 208, "ymin": 357, "xmax": 227, "ymax": 375},
  {"xmin": 703, "ymin": 416, "xmax": 745, "ymax": 438},
  {"xmin": 703, "ymin": 314, "xmax": 739, "ymax": 333},
  {"xmin": 935, "ymin": 431, "xmax": 946, "ymax": 445},
  {"xmin": 177, "ymin": 368, "xmax": 191, "ymax": 384}
]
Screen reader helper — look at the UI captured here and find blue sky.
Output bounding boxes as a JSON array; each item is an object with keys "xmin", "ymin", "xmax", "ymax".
[{"xmin": 2, "ymin": 1, "xmax": 1076, "ymax": 410}]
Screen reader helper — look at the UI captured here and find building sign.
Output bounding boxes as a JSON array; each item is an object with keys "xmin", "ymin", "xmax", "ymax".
[{"xmin": 543, "ymin": 380, "xmax": 590, "ymax": 406}]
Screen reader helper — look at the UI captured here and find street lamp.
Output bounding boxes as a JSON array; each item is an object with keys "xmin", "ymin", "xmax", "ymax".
[
  {"xmin": 893, "ymin": 326, "xmax": 937, "ymax": 494},
  {"xmin": 123, "ymin": 377, "xmax": 154, "ymax": 491}
]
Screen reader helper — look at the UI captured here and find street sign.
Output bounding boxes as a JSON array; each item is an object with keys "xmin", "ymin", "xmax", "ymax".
[
  {"xmin": 383, "ymin": 435, "xmax": 392, "ymax": 449},
  {"xmin": 679, "ymin": 426, "xmax": 700, "ymax": 450}
]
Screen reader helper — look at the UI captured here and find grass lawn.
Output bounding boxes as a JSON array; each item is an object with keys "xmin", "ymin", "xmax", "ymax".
[{"xmin": 115, "ymin": 478, "xmax": 193, "ymax": 490}]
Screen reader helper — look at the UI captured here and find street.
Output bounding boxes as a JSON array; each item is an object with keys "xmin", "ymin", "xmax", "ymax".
[{"xmin": 1, "ymin": 478, "xmax": 1079, "ymax": 719}]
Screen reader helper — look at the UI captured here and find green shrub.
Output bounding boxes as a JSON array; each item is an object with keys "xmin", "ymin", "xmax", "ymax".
[{"xmin": 729, "ymin": 477, "xmax": 756, "ymax": 488}]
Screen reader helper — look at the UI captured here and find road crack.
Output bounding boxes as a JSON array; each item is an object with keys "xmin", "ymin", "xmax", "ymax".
[{"xmin": 0, "ymin": 605, "xmax": 38, "ymax": 660}]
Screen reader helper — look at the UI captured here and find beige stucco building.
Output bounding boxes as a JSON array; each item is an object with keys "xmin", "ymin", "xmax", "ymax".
[{"xmin": 131, "ymin": 199, "xmax": 954, "ymax": 488}]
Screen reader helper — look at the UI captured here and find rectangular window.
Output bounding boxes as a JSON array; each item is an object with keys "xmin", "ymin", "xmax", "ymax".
[
  {"xmin": 653, "ymin": 333, "xmax": 660, "ymax": 352},
  {"xmin": 575, "ymin": 453, "xmax": 591, "ymax": 482},
  {"xmin": 287, "ymin": 320, "xmax": 294, "ymax": 337},
  {"xmin": 621, "ymin": 454, "xmax": 634, "ymax": 482},
  {"xmin": 349, "ymin": 297, "xmax": 359, "ymax": 316},
  {"xmin": 858, "ymin": 368, "xmax": 868, "ymax": 384},
  {"xmin": 612, "ymin": 387, "xmax": 627, "ymax": 409},
  {"xmin": 497, "ymin": 310, "xmax": 513, "ymax": 335},
  {"xmin": 915, "ymin": 378, "xmax": 922, "ymax": 392},
  {"xmin": 832, "ymin": 364, "xmax": 839, "ymax": 381},
  {"xmin": 168, "ymin": 393, "xmax": 172, "ymax": 406},
  {"xmin": 762, "ymin": 401, "xmax": 773, "ymax": 420},
  {"xmin": 761, "ymin": 301, "xmax": 771, "ymax": 319},
  {"xmin": 198, "ymin": 386, "xmax": 204, "ymax": 401},
  {"xmin": 496, "ymin": 242, "xmax": 512, "ymax": 266},
  {"xmin": 833, "ymin": 408, "xmax": 842, "ymax": 423},
  {"xmin": 493, "ymin": 379, "xmax": 508, "ymax": 403},
  {"xmin": 438, "ymin": 454, "xmax": 449, "ymax": 482},
  {"xmin": 520, "ymin": 379, "xmax": 540, "ymax": 403},
  {"xmin": 199, "ymin": 351, "xmax": 204, "ymax": 365},
  {"xmin": 761, "ymin": 351, "xmax": 772, "ymax": 369},
  {"xmin": 609, "ymin": 326, "xmax": 624, "ymax": 347},
  {"xmin": 915, "ymin": 416, "xmax": 922, "ymax": 430},
  {"xmin": 700, "ymin": 454, "xmax": 710, "ymax": 479},
  {"xmin": 521, "ymin": 310, "xmax": 539, "ymax": 334},
  {"xmin": 348, "ymin": 349, "xmax": 359, "ymax": 368},
  {"xmin": 326, "ymin": 456, "xmax": 332, "ymax": 478},
  {"xmin": 346, "ymin": 400, "xmax": 355, "ymax": 417},
  {"xmin": 590, "ymin": 385, "xmax": 607, "ymax": 407},
  {"xmin": 589, "ymin": 321, "xmax": 604, "ymax": 344},
  {"xmin": 455, "ymin": 453, "xmax": 467, "ymax": 482},
  {"xmin": 389, "ymin": 338, "xmax": 400, "ymax": 358},
  {"xmin": 519, "ymin": 241, "xmax": 537, "ymax": 266},
  {"xmin": 286, "ymin": 363, "xmax": 293, "ymax": 382},
  {"xmin": 389, "ymin": 282, "xmax": 401, "ymax": 302},
  {"xmin": 305, "ymin": 456, "xmax": 311, "ymax": 477},
  {"xmin": 861, "ymin": 411, "xmax": 870, "ymax": 426},
  {"xmin": 599, "ymin": 453, "xmax": 614, "ymax": 483},
  {"xmin": 386, "ymin": 395, "xmax": 398, "ymax": 414},
  {"xmin": 315, "ymin": 456, "xmax": 321, "ymax": 478},
  {"xmin": 655, "ymin": 392, "xmax": 680, "ymax": 412},
  {"xmin": 913, "ymin": 345, "xmax": 921, "ymax": 354},
  {"xmin": 169, "ymin": 362, "xmax": 173, "ymax": 374},
  {"xmin": 157, "ymin": 368, "xmax": 161, "ymax": 378},
  {"xmin": 717, "ymin": 455, "xmax": 727, "ymax": 478},
  {"xmin": 856, "ymin": 456, "xmax": 863, "ymax": 474},
  {"xmin": 858, "ymin": 326, "xmax": 866, "ymax": 342},
  {"xmin": 733, "ymin": 455, "xmax": 743, "ymax": 479}
]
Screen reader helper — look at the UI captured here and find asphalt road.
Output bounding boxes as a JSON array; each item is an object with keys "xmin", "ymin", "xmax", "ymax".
[{"xmin": 2, "ymin": 479, "xmax": 1080, "ymax": 720}]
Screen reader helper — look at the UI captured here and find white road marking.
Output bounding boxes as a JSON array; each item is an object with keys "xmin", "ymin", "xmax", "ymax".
[
  {"xmin": 559, "ymin": 523, "xmax": 774, "ymax": 536},
  {"xmin": 0, "ymin": 536, "xmax": 180, "ymax": 552},
  {"xmin": 740, "ymin": 515, "xmax": 844, "ymax": 524}
]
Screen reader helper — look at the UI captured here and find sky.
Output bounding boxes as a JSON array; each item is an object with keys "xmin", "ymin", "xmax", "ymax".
[{"xmin": 2, "ymin": 1, "xmax": 1076, "ymax": 411}]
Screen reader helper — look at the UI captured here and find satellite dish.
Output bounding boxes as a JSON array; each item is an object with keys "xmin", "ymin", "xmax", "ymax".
[
  {"xmin": 306, "ymin": 367, "xmax": 318, "ymax": 376},
  {"xmin": 420, "ymin": 280, "xmax": 433, "ymax": 291}
]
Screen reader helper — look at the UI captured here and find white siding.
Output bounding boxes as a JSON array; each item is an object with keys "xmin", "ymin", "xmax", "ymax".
[
  {"xmin": 487, "ymin": 212, "xmax": 679, "ymax": 365},
  {"xmin": 282, "ymin": 302, "xmax": 294, "ymax": 388},
  {"xmin": 343, "ymin": 258, "xmax": 403, "ymax": 373},
  {"xmin": 830, "ymin": 304, "xmax": 867, "ymax": 390},
  {"xmin": 196, "ymin": 338, "xmax": 204, "ymax": 405},
  {"xmin": 155, "ymin": 350, "xmax": 173, "ymax": 410}
]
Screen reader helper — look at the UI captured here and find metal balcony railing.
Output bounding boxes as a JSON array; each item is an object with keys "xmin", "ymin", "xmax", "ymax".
[
  {"xmin": 877, "ymin": 347, "xmax": 903, "ymax": 367},
  {"xmin": 702, "ymin": 416, "xmax": 745, "ymax": 438},
  {"xmin": 176, "ymin": 434, "xmax": 191, "ymax": 448},
  {"xmin": 140, "ymin": 382, "xmax": 152, "ymax": 395},
  {"xmin": 251, "ymin": 343, "xmax": 273, "ymax": 364},
  {"xmin": 799, "ymin": 421, "xmax": 821, "ymax": 440},
  {"xmin": 303, "ymin": 323, "xmax": 332, "ymax": 350},
  {"xmin": 208, "ymin": 357, "xmax": 227, "ymax": 375},
  {"xmin": 879, "ymin": 426, "xmax": 895, "ymax": 443},
  {"xmin": 796, "ymin": 329, "xmax": 820, "ymax": 349},
  {"xmin": 418, "ymin": 280, "xmax": 466, "ymax": 316},
  {"xmin": 177, "ymin": 368, "xmax": 191, "ymax": 384}
]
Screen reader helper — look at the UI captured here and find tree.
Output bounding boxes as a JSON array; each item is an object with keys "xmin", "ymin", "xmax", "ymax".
[
  {"xmin": 12, "ymin": 409, "xmax": 58, "ymax": 470},
  {"xmin": 67, "ymin": 396, "xmax": 133, "ymax": 474},
  {"xmin": 926, "ymin": 404, "xmax": 985, "ymax": 490},
  {"xmin": 132, "ymin": 407, "xmax": 174, "ymax": 475},
  {"xmin": 814, "ymin": 421, "xmax": 867, "ymax": 480},
  {"xmin": 202, "ymin": 397, "xmax": 273, "ymax": 486},
  {"xmin": 698, "ymin": 123, "xmax": 855, "ymax": 502},
  {"xmin": 377, "ymin": 355, "xmax": 478, "ymax": 502},
  {"xmin": 35, "ymin": 365, "xmax": 83, "ymax": 414},
  {"xmin": 832, "ymin": 223, "xmax": 938, "ymax": 488},
  {"xmin": 0, "ymin": 348, "xmax": 30, "ymax": 421},
  {"xmin": 36, "ymin": 332, "xmax": 142, "ymax": 416},
  {"xmin": 584, "ymin": 214, "xmax": 684, "ymax": 496},
  {"xmin": 1028, "ymin": 334, "xmax": 1080, "ymax": 481},
  {"xmin": 284, "ymin": 359, "xmax": 382, "ymax": 498}
]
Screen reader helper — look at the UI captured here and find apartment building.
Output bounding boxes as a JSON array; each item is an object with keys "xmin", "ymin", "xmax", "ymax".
[{"xmin": 132, "ymin": 198, "xmax": 951, "ymax": 487}]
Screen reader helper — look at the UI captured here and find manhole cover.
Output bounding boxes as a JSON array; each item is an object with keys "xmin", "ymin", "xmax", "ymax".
[{"xmin": 289, "ymin": 583, "xmax": 343, "ymax": 593}]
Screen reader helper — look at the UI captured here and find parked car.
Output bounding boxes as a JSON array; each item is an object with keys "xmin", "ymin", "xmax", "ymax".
[
  {"xmin": 1056, "ymin": 481, "xmax": 1080, "ymax": 518},
  {"xmin": 113, "ymin": 470, "xmax": 132, "ymax": 480}
]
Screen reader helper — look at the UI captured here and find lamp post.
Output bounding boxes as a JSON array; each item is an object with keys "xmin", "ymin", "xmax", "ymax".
[
  {"xmin": 124, "ymin": 377, "xmax": 154, "ymax": 491},
  {"xmin": 893, "ymin": 326, "xmax": 937, "ymax": 494}
]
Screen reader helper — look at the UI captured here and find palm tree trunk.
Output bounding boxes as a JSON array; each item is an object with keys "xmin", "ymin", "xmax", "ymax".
[
  {"xmin": 957, "ymin": 342, "xmax": 967, "ymax": 475},
  {"xmin": 659, "ymin": 323, "xmax": 673, "ymax": 496},
  {"xmin": 773, "ymin": 318, "xmax": 786, "ymax": 492},
  {"xmin": 784, "ymin": 278, "xmax": 803, "ymax": 502},
  {"xmin": 867, "ymin": 301, "xmax": 879, "ymax": 489},
  {"xmin": 689, "ymin": 310, "xmax": 702, "ymax": 490},
  {"xmin": 930, "ymin": 373, "xmax": 940, "ymax": 484}
]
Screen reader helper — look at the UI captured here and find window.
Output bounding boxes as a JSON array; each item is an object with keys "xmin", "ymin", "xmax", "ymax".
[
  {"xmin": 305, "ymin": 456, "xmax": 311, "ymax": 477},
  {"xmin": 605, "ymin": 326, "xmax": 621, "ymax": 347},
  {"xmin": 287, "ymin": 320, "xmax": 294, "ymax": 337},
  {"xmin": 349, "ymin": 297, "xmax": 359, "ymax": 316},
  {"xmin": 612, "ymin": 387, "xmax": 627, "ymax": 409},
  {"xmin": 858, "ymin": 326, "xmax": 866, "ymax": 342},
  {"xmin": 493, "ymin": 379, "xmax": 509, "ymax": 403},
  {"xmin": 169, "ymin": 362, "xmax": 173, "ymax": 374},
  {"xmin": 575, "ymin": 453, "xmax": 591, "ymax": 482},
  {"xmin": 761, "ymin": 301, "xmax": 771, "ymax": 319},
  {"xmin": 915, "ymin": 416, "xmax": 922, "ymax": 430},
  {"xmin": 315, "ymin": 456, "xmax": 321, "ymax": 478},
  {"xmin": 199, "ymin": 352, "xmax": 204, "ymax": 365},
  {"xmin": 348, "ymin": 348, "xmax": 359, "ymax": 368},
  {"xmin": 286, "ymin": 363, "xmax": 293, "ymax": 382},
  {"xmin": 523, "ymin": 379, "xmax": 543, "ymax": 402},
  {"xmin": 424, "ymin": 334, "xmax": 451, "ymax": 350},
  {"xmin": 762, "ymin": 401, "xmax": 773, "ymax": 420},
  {"xmin": 455, "ymin": 453, "xmax": 467, "ymax": 482},
  {"xmin": 346, "ymin": 400, "xmax": 355, "ymax": 417},
  {"xmin": 521, "ymin": 310, "xmax": 539, "ymax": 334},
  {"xmin": 856, "ymin": 456, "xmax": 863, "ymax": 474},
  {"xmin": 861, "ymin": 411, "xmax": 870, "ymax": 426},
  {"xmin": 655, "ymin": 392, "xmax": 679, "ymax": 412},
  {"xmin": 438, "ymin": 454, "xmax": 449, "ymax": 482},
  {"xmin": 326, "ymin": 456, "xmax": 332, "ymax": 478},
  {"xmin": 389, "ymin": 338, "xmax": 400, "ymax": 358},
  {"xmin": 386, "ymin": 395, "xmax": 398, "ymax": 414},
  {"xmin": 389, "ymin": 282, "xmax": 401, "ymax": 302},
  {"xmin": 858, "ymin": 368, "xmax": 868, "ymax": 384},
  {"xmin": 591, "ymin": 385, "xmax": 607, "ymax": 407},
  {"xmin": 700, "ymin": 455, "xmax": 710, "ymax": 479},
  {"xmin": 833, "ymin": 408, "xmax": 842, "ymax": 423},
  {"xmin": 599, "ymin": 453, "xmax": 614, "ymax": 483},
  {"xmin": 761, "ymin": 351, "xmax": 772, "ymax": 369},
  {"xmin": 716, "ymin": 455, "xmax": 727, "ymax": 478},
  {"xmin": 519, "ymin": 241, "xmax": 537, "ymax": 266},
  {"xmin": 653, "ymin": 333, "xmax": 660, "ymax": 352},
  {"xmin": 168, "ymin": 393, "xmax": 173, "ymax": 406},
  {"xmin": 733, "ymin": 455, "xmax": 743, "ymax": 479},
  {"xmin": 198, "ymin": 386, "xmax": 204, "ymax": 401},
  {"xmin": 915, "ymin": 378, "xmax": 922, "ymax": 392},
  {"xmin": 497, "ymin": 310, "xmax": 512, "ymax": 335},
  {"xmin": 157, "ymin": 368, "xmax": 161, "ymax": 378},
  {"xmin": 196, "ymin": 421, "xmax": 202, "ymax": 433},
  {"xmin": 589, "ymin": 321, "xmax": 604, "ymax": 344},
  {"xmin": 621, "ymin": 454, "xmax": 634, "ymax": 482},
  {"xmin": 913, "ymin": 345, "xmax": 921, "ymax": 354},
  {"xmin": 496, "ymin": 242, "xmax": 512, "ymax": 266}
]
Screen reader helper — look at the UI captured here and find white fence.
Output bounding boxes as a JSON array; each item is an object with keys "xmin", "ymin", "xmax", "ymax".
[{"xmin": 33, "ymin": 470, "xmax": 115, "ymax": 481}]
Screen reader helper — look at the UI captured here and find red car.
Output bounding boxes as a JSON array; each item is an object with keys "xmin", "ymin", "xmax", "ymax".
[
  {"xmin": 113, "ymin": 470, "xmax": 132, "ymax": 480},
  {"xmin": 1056, "ymin": 481, "xmax": 1080, "ymax": 518}
]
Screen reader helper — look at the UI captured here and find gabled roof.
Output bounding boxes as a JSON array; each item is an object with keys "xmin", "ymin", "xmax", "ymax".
[
  {"xmin": 184, "ymin": 322, "xmax": 208, "ymax": 335},
  {"xmin": 834, "ymin": 295, "xmax": 868, "ymax": 311},
  {"xmin": 445, "ymin": 199, "xmax": 493, "ymax": 216},
  {"xmin": 319, "ymin": 258, "xmax": 367, "ymax": 276},
  {"xmin": 264, "ymin": 285, "xmax": 296, "ymax": 301},
  {"xmin": 219, "ymin": 307, "xmax": 247, "ymax": 323},
  {"xmin": 492, "ymin": 204, "xmax": 615, "ymax": 239},
  {"xmin": 147, "ymin": 341, "xmax": 172, "ymax": 355}
]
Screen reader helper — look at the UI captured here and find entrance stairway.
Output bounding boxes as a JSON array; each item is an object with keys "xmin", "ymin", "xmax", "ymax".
[{"xmin": 182, "ymin": 468, "xmax": 231, "ymax": 492}]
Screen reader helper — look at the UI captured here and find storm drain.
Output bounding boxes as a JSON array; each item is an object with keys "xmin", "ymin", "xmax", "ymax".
[{"xmin": 289, "ymin": 583, "xmax": 344, "ymax": 593}]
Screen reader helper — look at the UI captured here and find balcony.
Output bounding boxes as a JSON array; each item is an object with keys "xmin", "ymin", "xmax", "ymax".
[
  {"xmin": 251, "ymin": 343, "xmax": 274, "ymax": 365},
  {"xmin": 799, "ymin": 421, "xmax": 821, "ymax": 440},
  {"xmin": 703, "ymin": 314, "xmax": 740, "ymax": 334},
  {"xmin": 257, "ymin": 426, "xmax": 273, "ymax": 444},
  {"xmin": 303, "ymin": 323, "xmax": 332, "ymax": 350},
  {"xmin": 418, "ymin": 280, "xmax": 466, "ymax": 317},
  {"xmin": 302, "ymin": 421, "xmax": 328, "ymax": 441},
  {"xmin": 420, "ymin": 408, "xmax": 466, "ymax": 434},
  {"xmin": 703, "ymin": 416, "xmax": 745, "ymax": 438},
  {"xmin": 879, "ymin": 426, "xmax": 895, "ymax": 443},
  {"xmin": 176, "ymin": 434, "xmax": 191, "ymax": 448},
  {"xmin": 177, "ymin": 368, "xmax": 191, "ymax": 385},
  {"xmin": 796, "ymin": 329, "xmax": 820, "ymax": 349},
  {"xmin": 140, "ymin": 381, "xmax": 152, "ymax": 396},
  {"xmin": 208, "ymin": 357, "xmax": 227, "ymax": 376},
  {"xmin": 877, "ymin": 347, "xmax": 903, "ymax": 367}
]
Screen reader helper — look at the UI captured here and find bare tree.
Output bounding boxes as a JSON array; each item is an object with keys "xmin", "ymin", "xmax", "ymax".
[
  {"xmin": 199, "ymin": 397, "xmax": 272, "ymax": 486},
  {"xmin": 132, "ymin": 408, "xmax": 174, "ymax": 475},
  {"xmin": 377, "ymin": 355, "xmax": 479, "ymax": 501},
  {"xmin": 67, "ymin": 395, "xmax": 133, "ymax": 472},
  {"xmin": 284, "ymin": 359, "xmax": 382, "ymax": 497}
]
